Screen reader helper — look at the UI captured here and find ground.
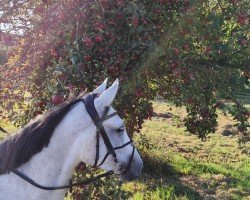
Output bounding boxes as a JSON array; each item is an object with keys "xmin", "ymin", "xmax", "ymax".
[{"xmin": 122, "ymin": 100, "xmax": 250, "ymax": 200}]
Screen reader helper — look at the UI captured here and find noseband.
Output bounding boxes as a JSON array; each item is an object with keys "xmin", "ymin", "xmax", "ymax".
[{"xmin": 83, "ymin": 93, "xmax": 135, "ymax": 174}]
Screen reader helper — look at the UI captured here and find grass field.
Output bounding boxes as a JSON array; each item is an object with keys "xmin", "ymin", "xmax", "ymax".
[
  {"xmin": 235, "ymin": 91, "xmax": 250, "ymax": 110},
  {"xmin": 122, "ymin": 101, "xmax": 250, "ymax": 200},
  {"xmin": 1, "ymin": 101, "xmax": 249, "ymax": 200}
]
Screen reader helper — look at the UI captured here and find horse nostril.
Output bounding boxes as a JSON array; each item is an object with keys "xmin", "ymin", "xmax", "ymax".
[{"xmin": 115, "ymin": 162, "xmax": 126, "ymax": 175}]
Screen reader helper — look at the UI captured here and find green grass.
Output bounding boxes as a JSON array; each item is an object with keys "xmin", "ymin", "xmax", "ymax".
[
  {"xmin": 0, "ymin": 122, "xmax": 16, "ymax": 140},
  {"xmin": 235, "ymin": 91, "xmax": 250, "ymax": 110},
  {"xmin": 122, "ymin": 101, "xmax": 250, "ymax": 200}
]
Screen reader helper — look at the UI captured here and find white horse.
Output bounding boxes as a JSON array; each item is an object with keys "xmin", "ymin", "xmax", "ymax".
[{"xmin": 0, "ymin": 79, "xmax": 143, "ymax": 200}]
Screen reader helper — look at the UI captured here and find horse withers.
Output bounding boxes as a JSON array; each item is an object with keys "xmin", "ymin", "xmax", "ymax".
[{"xmin": 0, "ymin": 79, "xmax": 143, "ymax": 200}]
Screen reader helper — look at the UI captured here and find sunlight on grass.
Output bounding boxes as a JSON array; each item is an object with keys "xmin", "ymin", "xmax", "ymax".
[
  {"xmin": 0, "ymin": 122, "xmax": 17, "ymax": 140},
  {"xmin": 123, "ymin": 101, "xmax": 250, "ymax": 199}
]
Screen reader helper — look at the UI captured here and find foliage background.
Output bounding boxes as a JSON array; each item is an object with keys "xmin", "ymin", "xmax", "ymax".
[{"xmin": 0, "ymin": 0, "xmax": 249, "ymax": 199}]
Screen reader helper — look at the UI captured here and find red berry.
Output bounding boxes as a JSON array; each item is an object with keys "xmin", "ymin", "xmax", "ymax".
[
  {"xmin": 186, "ymin": 97, "xmax": 193, "ymax": 104},
  {"xmin": 174, "ymin": 86, "xmax": 180, "ymax": 94},
  {"xmin": 109, "ymin": 19, "xmax": 116, "ymax": 25},
  {"xmin": 51, "ymin": 95, "xmax": 64, "ymax": 105},
  {"xmin": 173, "ymin": 47, "xmax": 180, "ymax": 55},
  {"xmin": 84, "ymin": 55, "xmax": 91, "ymax": 62},
  {"xmin": 135, "ymin": 90, "xmax": 141, "ymax": 97},
  {"xmin": 237, "ymin": 14, "xmax": 247, "ymax": 25},
  {"xmin": 184, "ymin": 0, "xmax": 190, "ymax": 5},
  {"xmin": 116, "ymin": 12, "xmax": 124, "ymax": 20},
  {"xmin": 114, "ymin": 66, "xmax": 119, "ymax": 72},
  {"xmin": 229, "ymin": 0, "xmax": 239, "ymax": 4},
  {"xmin": 154, "ymin": 9, "xmax": 161, "ymax": 14},
  {"xmin": 158, "ymin": 0, "xmax": 165, "ymax": 4},
  {"xmin": 95, "ymin": 35, "xmax": 103, "ymax": 43},
  {"xmin": 77, "ymin": 63, "xmax": 85, "ymax": 69},
  {"xmin": 66, "ymin": 83, "xmax": 74, "ymax": 91},
  {"xmin": 83, "ymin": 37, "xmax": 93, "ymax": 48},
  {"xmin": 170, "ymin": 61, "xmax": 179, "ymax": 69},
  {"xmin": 33, "ymin": 111, "xmax": 43, "ymax": 117},
  {"xmin": 42, "ymin": 0, "xmax": 49, "ymax": 4},
  {"xmin": 183, "ymin": 44, "xmax": 189, "ymax": 51},
  {"xmin": 108, "ymin": 66, "xmax": 114, "ymax": 73},
  {"xmin": 35, "ymin": 101, "xmax": 46, "ymax": 108},
  {"xmin": 94, "ymin": 22, "xmax": 105, "ymax": 32},
  {"xmin": 143, "ymin": 18, "xmax": 148, "ymax": 24},
  {"xmin": 240, "ymin": 39, "xmax": 248, "ymax": 46},
  {"xmin": 132, "ymin": 16, "xmax": 139, "ymax": 28},
  {"xmin": 117, "ymin": 0, "xmax": 124, "ymax": 6},
  {"xmin": 34, "ymin": 5, "xmax": 45, "ymax": 14},
  {"xmin": 156, "ymin": 25, "xmax": 162, "ymax": 31},
  {"xmin": 205, "ymin": 45, "xmax": 212, "ymax": 52},
  {"xmin": 59, "ymin": 74, "xmax": 67, "ymax": 81},
  {"xmin": 103, "ymin": 58, "xmax": 109, "ymax": 64},
  {"xmin": 50, "ymin": 49, "xmax": 58, "ymax": 59},
  {"xmin": 173, "ymin": 69, "xmax": 180, "ymax": 77},
  {"xmin": 180, "ymin": 29, "xmax": 188, "ymax": 36},
  {"xmin": 98, "ymin": 48, "xmax": 104, "ymax": 53}
]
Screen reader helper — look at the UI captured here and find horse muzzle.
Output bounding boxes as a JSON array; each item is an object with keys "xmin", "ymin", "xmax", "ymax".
[{"xmin": 119, "ymin": 158, "xmax": 143, "ymax": 182}]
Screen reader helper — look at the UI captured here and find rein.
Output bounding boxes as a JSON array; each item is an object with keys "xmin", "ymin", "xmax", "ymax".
[
  {"xmin": 6, "ymin": 93, "xmax": 134, "ymax": 191},
  {"xmin": 11, "ymin": 169, "xmax": 113, "ymax": 191},
  {"xmin": 0, "ymin": 127, "xmax": 10, "ymax": 134}
]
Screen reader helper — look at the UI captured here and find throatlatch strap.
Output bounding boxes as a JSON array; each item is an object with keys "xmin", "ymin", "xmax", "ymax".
[{"xmin": 93, "ymin": 130, "xmax": 100, "ymax": 167}]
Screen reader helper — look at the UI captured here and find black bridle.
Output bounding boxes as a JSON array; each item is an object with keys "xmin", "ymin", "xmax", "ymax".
[
  {"xmin": 84, "ymin": 93, "xmax": 135, "ymax": 171},
  {"xmin": 10, "ymin": 93, "xmax": 135, "ymax": 190}
]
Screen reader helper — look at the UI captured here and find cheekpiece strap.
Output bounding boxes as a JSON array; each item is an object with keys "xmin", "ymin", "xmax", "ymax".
[{"xmin": 83, "ymin": 93, "xmax": 118, "ymax": 166}]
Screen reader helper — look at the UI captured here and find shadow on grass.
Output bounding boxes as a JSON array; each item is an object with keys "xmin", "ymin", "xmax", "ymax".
[
  {"xmin": 153, "ymin": 112, "xmax": 173, "ymax": 119},
  {"xmin": 139, "ymin": 153, "xmax": 203, "ymax": 200}
]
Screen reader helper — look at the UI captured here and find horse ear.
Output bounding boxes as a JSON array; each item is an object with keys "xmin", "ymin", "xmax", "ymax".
[
  {"xmin": 95, "ymin": 78, "xmax": 119, "ymax": 108},
  {"xmin": 92, "ymin": 78, "xmax": 108, "ymax": 95}
]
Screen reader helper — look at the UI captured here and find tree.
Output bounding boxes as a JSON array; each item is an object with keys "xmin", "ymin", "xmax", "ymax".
[
  {"xmin": 1, "ymin": 0, "xmax": 248, "ymax": 139},
  {"xmin": 0, "ymin": 0, "xmax": 249, "ymax": 198}
]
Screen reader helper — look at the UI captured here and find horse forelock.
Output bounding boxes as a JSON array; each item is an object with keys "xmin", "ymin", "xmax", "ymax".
[{"xmin": 0, "ymin": 98, "xmax": 83, "ymax": 175}]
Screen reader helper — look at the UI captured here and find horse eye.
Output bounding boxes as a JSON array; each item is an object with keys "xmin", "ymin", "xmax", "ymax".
[{"xmin": 116, "ymin": 128, "xmax": 124, "ymax": 133}]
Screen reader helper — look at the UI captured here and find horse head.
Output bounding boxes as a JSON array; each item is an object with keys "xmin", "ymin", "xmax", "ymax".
[{"xmin": 78, "ymin": 79, "xmax": 143, "ymax": 181}]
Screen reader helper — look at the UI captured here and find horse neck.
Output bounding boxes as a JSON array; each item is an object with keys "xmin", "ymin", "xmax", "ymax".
[{"xmin": 18, "ymin": 102, "xmax": 96, "ymax": 197}]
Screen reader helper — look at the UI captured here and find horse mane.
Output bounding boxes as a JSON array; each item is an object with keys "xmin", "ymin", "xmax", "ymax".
[{"xmin": 0, "ymin": 98, "xmax": 83, "ymax": 175}]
